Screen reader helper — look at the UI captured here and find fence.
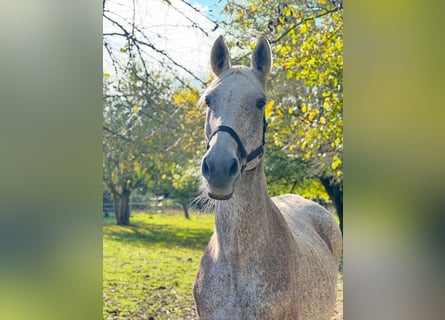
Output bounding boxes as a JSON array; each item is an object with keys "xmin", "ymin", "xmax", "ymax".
[{"xmin": 102, "ymin": 194, "xmax": 185, "ymax": 216}]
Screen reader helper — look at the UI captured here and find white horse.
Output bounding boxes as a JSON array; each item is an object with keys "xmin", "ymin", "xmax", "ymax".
[{"xmin": 193, "ymin": 35, "xmax": 342, "ymax": 320}]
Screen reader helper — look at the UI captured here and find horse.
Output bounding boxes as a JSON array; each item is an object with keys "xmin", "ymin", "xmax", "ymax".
[{"xmin": 193, "ymin": 35, "xmax": 342, "ymax": 320}]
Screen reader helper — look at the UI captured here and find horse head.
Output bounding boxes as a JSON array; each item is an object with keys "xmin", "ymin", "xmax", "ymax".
[{"xmin": 201, "ymin": 36, "xmax": 272, "ymax": 200}]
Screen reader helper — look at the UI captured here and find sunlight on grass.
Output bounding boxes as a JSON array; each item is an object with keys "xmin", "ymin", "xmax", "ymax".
[{"xmin": 103, "ymin": 211, "xmax": 214, "ymax": 320}]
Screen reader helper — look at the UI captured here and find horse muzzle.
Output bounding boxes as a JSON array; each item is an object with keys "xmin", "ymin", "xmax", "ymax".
[{"xmin": 201, "ymin": 146, "xmax": 240, "ymax": 200}]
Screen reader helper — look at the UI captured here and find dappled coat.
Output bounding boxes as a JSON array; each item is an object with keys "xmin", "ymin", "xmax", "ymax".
[{"xmin": 193, "ymin": 35, "xmax": 342, "ymax": 320}]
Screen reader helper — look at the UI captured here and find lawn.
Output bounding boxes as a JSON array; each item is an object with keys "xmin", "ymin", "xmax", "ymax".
[{"xmin": 103, "ymin": 211, "xmax": 343, "ymax": 320}]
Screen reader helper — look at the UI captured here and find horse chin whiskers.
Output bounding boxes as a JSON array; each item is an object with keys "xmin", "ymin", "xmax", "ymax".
[
  {"xmin": 191, "ymin": 184, "xmax": 217, "ymax": 212},
  {"xmin": 192, "ymin": 183, "xmax": 240, "ymax": 213}
]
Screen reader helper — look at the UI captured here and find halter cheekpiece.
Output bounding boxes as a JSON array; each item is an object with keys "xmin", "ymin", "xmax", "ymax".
[{"xmin": 206, "ymin": 116, "xmax": 267, "ymax": 172}]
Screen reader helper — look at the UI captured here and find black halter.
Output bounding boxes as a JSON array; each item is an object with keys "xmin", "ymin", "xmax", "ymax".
[{"xmin": 206, "ymin": 116, "xmax": 267, "ymax": 172}]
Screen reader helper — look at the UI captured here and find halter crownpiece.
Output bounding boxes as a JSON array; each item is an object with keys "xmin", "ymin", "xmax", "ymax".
[{"xmin": 205, "ymin": 116, "xmax": 267, "ymax": 172}]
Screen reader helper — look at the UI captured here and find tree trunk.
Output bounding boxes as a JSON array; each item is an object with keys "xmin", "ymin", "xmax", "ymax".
[
  {"xmin": 181, "ymin": 200, "xmax": 190, "ymax": 219},
  {"xmin": 289, "ymin": 179, "xmax": 298, "ymax": 194},
  {"xmin": 112, "ymin": 190, "xmax": 132, "ymax": 225},
  {"xmin": 112, "ymin": 192, "xmax": 119, "ymax": 218},
  {"xmin": 320, "ymin": 177, "xmax": 343, "ymax": 235}
]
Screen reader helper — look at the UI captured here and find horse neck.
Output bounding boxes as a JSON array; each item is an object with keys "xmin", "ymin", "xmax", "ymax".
[{"xmin": 214, "ymin": 162, "xmax": 286, "ymax": 259}]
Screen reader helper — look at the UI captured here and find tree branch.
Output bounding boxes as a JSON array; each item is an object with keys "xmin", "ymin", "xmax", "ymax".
[
  {"xmin": 103, "ymin": 126, "xmax": 135, "ymax": 142},
  {"xmin": 178, "ymin": 0, "xmax": 220, "ymax": 29},
  {"xmin": 271, "ymin": 6, "xmax": 342, "ymax": 44},
  {"xmin": 104, "ymin": 13, "xmax": 204, "ymax": 86}
]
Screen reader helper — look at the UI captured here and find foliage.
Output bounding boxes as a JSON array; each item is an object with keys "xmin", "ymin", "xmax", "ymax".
[
  {"xmin": 103, "ymin": 65, "xmax": 179, "ymax": 223},
  {"xmin": 166, "ymin": 87, "xmax": 206, "ymax": 210},
  {"xmin": 141, "ymin": 85, "xmax": 208, "ymax": 217},
  {"xmin": 265, "ymin": 144, "xmax": 330, "ymax": 203},
  {"xmin": 103, "ymin": 67, "xmax": 207, "ymax": 222},
  {"xmin": 224, "ymin": 0, "xmax": 343, "ymax": 192},
  {"xmin": 103, "ymin": 0, "xmax": 217, "ymax": 222}
]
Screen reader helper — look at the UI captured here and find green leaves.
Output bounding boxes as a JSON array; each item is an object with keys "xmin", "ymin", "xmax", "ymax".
[
  {"xmin": 103, "ymin": 63, "xmax": 207, "ymax": 221},
  {"xmin": 276, "ymin": 44, "xmax": 292, "ymax": 56},
  {"xmin": 103, "ymin": 66, "xmax": 178, "ymax": 199},
  {"xmin": 224, "ymin": 0, "xmax": 343, "ymax": 195}
]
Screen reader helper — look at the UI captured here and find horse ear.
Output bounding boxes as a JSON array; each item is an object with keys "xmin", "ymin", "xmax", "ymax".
[
  {"xmin": 210, "ymin": 35, "xmax": 231, "ymax": 76},
  {"xmin": 251, "ymin": 36, "xmax": 272, "ymax": 82}
]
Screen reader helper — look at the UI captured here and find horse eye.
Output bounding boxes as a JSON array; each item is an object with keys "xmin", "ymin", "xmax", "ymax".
[
  {"xmin": 204, "ymin": 96, "xmax": 211, "ymax": 107},
  {"xmin": 256, "ymin": 98, "xmax": 267, "ymax": 109}
]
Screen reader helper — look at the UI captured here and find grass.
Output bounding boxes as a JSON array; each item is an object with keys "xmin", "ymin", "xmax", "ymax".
[
  {"xmin": 103, "ymin": 210, "xmax": 343, "ymax": 320},
  {"xmin": 103, "ymin": 211, "xmax": 213, "ymax": 320}
]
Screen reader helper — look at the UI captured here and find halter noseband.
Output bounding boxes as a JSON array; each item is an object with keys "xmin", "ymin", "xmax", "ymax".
[{"xmin": 206, "ymin": 116, "xmax": 267, "ymax": 172}]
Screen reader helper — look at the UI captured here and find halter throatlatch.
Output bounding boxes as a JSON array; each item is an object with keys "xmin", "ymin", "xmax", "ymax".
[{"xmin": 206, "ymin": 116, "xmax": 267, "ymax": 172}]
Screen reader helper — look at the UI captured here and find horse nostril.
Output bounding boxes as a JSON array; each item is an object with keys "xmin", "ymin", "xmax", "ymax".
[
  {"xmin": 229, "ymin": 159, "xmax": 238, "ymax": 177},
  {"xmin": 202, "ymin": 157, "xmax": 210, "ymax": 179}
]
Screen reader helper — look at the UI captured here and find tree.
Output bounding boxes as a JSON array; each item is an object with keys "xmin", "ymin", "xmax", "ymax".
[
  {"xmin": 265, "ymin": 144, "xmax": 331, "ymax": 205},
  {"xmin": 223, "ymin": 0, "xmax": 343, "ymax": 232},
  {"xmin": 170, "ymin": 165, "xmax": 201, "ymax": 219},
  {"xmin": 103, "ymin": 65, "xmax": 177, "ymax": 225},
  {"xmin": 165, "ymin": 86, "xmax": 206, "ymax": 218},
  {"xmin": 102, "ymin": 0, "xmax": 222, "ymax": 222},
  {"xmin": 103, "ymin": 66, "xmax": 208, "ymax": 223}
]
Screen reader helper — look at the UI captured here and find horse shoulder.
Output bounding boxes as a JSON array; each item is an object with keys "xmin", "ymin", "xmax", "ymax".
[{"xmin": 271, "ymin": 194, "xmax": 342, "ymax": 264}]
